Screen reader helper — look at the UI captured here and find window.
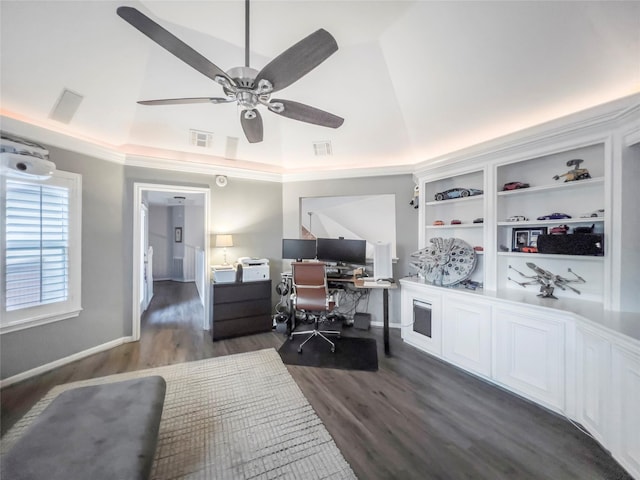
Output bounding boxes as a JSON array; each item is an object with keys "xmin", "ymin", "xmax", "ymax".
[{"xmin": 1, "ymin": 170, "xmax": 82, "ymax": 333}]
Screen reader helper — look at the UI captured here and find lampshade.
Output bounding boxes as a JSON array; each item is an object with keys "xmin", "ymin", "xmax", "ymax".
[{"xmin": 216, "ymin": 234, "xmax": 234, "ymax": 248}]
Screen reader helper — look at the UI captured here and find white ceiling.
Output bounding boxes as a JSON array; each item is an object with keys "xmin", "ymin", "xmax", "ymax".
[{"xmin": 1, "ymin": 1, "xmax": 639, "ymax": 176}]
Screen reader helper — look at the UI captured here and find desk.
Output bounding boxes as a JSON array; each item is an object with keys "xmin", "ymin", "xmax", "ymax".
[{"xmin": 353, "ymin": 279, "xmax": 398, "ymax": 356}]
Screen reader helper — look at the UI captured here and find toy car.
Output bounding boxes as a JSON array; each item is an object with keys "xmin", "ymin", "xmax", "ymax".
[
  {"xmin": 503, "ymin": 181, "xmax": 530, "ymax": 191},
  {"xmin": 473, "ymin": 246, "xmax": 484, "ymax": 252},
  {"xmin": 521, "ymin": 246, "xmax": 538, "ymax": 253},
  {"xmin": 433, "ymin": 220, "xmax": 444, "ymax": 226},
  {"xmin": 434, "ymin": 188, "xmax": 483, "ymax": 201},
  {"xmin": 537, "ymin": 213, "xmax": 572, "ymax": 220},
  {"xmin": 580, "ymin": 209, "xmax": 604, "ymax": 218},
  {"xmin": 553, "ymin": 159, "xmax": 591, "ymax": 182},
  {"xmin": 550, "ymin": 225, "xmax": 569, "ymax": 234},
  {"xmin": 451, "ymin": 219, "xmax": 462, "ymax": 225},
  {"xmin": 473, "ymin": 217, "xmax": 484, "ymax": 223},
  {"xmin": 506, "ymin": 215, "xmax": 528, "ymax": 222}
]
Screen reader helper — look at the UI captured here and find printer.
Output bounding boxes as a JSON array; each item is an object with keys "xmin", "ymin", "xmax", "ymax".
[
  {"xmin": 211, "ymin": 264, "xmax": 237, "ymax": 284},
  {"xmin": 238, "ymin": 257, "xmax": 270, "ymax": 282}
]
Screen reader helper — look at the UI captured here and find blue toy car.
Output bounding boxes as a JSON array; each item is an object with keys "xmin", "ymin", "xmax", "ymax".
[
  {"xmin": 537, "ymin": 212, "xmax": 572, "ymax": 220},
  {"xmin": 434, "ymin": 188, "xmax": 483, "ymax": 201}
]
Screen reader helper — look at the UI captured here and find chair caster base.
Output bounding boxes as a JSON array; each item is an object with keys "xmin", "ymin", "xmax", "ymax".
[
  {"xmin": 330, "ymin": 346, "xmax": 335, "ymax": 353},
  {"xmin": 297, "ymin": 346, "xmax": 303, "ymax": 353}
]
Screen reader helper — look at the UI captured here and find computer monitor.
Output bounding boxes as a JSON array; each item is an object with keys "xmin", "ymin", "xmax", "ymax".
[
  {"xmin": 316, "ymin": 237, "xmax": 367, "ymax": 265},
  {"xmin": 282, "ymin": 239, "xmax": 316, "ymax": 261}
]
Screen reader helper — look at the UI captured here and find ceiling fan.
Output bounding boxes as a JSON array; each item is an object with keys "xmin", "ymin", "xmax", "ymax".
[{"xmin": 117, "ymin": 2, "xmax": 344, "ymax": 144}]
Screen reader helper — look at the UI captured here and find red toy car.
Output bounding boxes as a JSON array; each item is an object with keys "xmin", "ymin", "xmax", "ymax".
[
  {"xmin": 503, "ymin": 181, "xmax": 530, "ymax": 191},
  {"xmin": 550, "ymin": 225, "xmax": 569, "ymax": 234},
  {"xmin": 433, "ymin": 220, "xmax": 444, "ymax": 226}
]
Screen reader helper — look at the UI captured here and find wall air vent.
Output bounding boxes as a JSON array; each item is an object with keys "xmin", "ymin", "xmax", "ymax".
[
  {"xmin": 313, "ymin": 141, "xmax": 332, "ymax": 156},
  {"xmin": 189, "ymin": 129, "xmax": 214, "ymax": 148},
  {"xmin": 50, "ymin": 89, "xmax": 83, "ymax": 124}
]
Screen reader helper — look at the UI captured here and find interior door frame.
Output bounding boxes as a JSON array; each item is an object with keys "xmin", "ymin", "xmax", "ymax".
[{"xmin": 132, "ymin": 182, "xmax": 210, "ymax": 341}]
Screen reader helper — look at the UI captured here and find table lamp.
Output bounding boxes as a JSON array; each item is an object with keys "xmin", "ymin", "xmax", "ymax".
[{"xmin": 216, "ymin": 234, "xmax": 234, "ymax": 265}]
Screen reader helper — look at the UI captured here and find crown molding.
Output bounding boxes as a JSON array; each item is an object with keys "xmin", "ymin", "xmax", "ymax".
[
  {"xmin": 413, "ymin": 93, "xmax": 640, "ymax": 176},
  {"xmin": 0, "ymin": 114, "xmax": 126, "ymax": 164},
  {"xmin": 281, "ymin": 163, "xmax": 415, "ymax": 182},
  {"xmin": 125, "ymin": 154, "xmax": 283, "ymax": 183}
]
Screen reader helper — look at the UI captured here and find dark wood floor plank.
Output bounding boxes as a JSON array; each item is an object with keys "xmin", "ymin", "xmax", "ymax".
[{"xmin": 1, "ymin": 281, "xmax": 632, "ymax": 479}]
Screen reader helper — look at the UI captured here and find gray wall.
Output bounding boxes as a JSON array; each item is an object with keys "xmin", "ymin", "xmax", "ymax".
[
  {"xmin": 620, "ymin": 143, "xmax": 640, "ymax": 312},
  {"xmin": 282, "ymin": 174, "xmax": 419, "ymax": 326},
  {"xmin": 1, "ymin": 144, "xmax": 412, "ymax": 380},
  {"xmin": 1, "ymin": 150, "xmax": 283, "ymax": 380},
  {"xmin": 1, "ymin": 146, "xmax": 127, "ymax": 379}
]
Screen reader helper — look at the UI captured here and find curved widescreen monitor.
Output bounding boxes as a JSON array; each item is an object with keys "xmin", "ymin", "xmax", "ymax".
[
  {"xmin": 316, "ymin": 237, "xmax": 367, "ymax": 265},
  {"xmin": 282, "ymin": 238, "xmax": 316, "ymax": 260}
]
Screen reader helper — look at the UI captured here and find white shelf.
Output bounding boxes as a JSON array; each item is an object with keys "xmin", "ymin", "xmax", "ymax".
[
  {"xmin": 426, "ymin": 223, "xmax": 484, "ymax": 229},
  {"xmin": 425, "ymin": 194, "xmax": 484, "ymax": 207},
  {"xmin": 497, "ymin": 218, "xmax": 604, "ymax": 227},
  {"xmin": 497, "ymin": 251, "xmax": 604, "ymax": 261},
  {"xmin": 497, "ymin": 177, "xmax": 604, "ymax": 197}
]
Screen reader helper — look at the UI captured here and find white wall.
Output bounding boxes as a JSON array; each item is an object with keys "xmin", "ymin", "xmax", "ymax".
[{"xmin": 149, "ymin": 205, "xmax": 172, "ymax": 280}]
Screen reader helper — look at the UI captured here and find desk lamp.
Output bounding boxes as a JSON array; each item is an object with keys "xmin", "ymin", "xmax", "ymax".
[{"xmin": 216, "ymin": 234, "xmax": 234, "ymax": 265}]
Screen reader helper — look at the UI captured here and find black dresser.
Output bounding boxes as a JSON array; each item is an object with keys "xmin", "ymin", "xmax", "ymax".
[{"xmin": 210, "ymin": 280, "xmax": 272, "ymax": 340}]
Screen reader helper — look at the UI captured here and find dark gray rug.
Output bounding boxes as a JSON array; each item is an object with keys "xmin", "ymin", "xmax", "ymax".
[{"xmin": 278, "ymin": 336, "xmax": 378, "ymax": 371}]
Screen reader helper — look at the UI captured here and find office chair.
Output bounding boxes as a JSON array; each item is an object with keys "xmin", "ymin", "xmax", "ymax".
[{"xmin": 290, "ymin": 261, "xmax": 340, "ymax": 353}]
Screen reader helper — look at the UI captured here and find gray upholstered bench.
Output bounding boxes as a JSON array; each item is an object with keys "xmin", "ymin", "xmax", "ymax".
[{"xmin": 1, "ymin": 375, "xmax": 166, "ymax": 480}]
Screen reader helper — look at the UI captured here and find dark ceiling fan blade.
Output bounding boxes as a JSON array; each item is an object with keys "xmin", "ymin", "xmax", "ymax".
[
  {"xmin": 138, "ymin": 97, "xmax": 232, "ymax": 106},
  {"xmin": 255, "ymin": 29, "xmax": 338, "ymax": 93},
  {"xmin": 117, "ymin": 7, "xmax": 233, "ymax": 85},
  {"xmin": 240, "ymin": 110, "xmax": 263, "ymax": 143},
  {"xmin": 270, "ymin": 99, "xmax": 344, "ymax": 128}
]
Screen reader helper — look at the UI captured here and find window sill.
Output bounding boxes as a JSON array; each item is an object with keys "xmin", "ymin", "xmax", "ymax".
[{"xmin": 1, "ymin": 308, "xmax": 83, "ymax": 334}]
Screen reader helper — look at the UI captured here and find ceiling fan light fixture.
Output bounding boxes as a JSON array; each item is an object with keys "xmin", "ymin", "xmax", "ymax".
[{"xmin": 243, "ymin": 110, "xmax": 257, "ymax": 120}]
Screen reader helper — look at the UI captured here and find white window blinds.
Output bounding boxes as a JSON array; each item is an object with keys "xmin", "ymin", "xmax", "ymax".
[{"xmin": 5, "ymin": 180, "xmax": 69, "ymax": 311}]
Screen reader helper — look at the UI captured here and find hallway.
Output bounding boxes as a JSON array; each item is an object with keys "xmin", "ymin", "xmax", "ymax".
[{"xmin": 138, "ymin": 281, "xmax": 211, "ymax": 366}]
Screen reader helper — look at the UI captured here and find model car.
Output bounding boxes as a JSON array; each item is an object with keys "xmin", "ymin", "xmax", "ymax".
[
  {"xmin": 550, "ymin": 225, "xmax": 570, "ymax": 234},
  {"xmin": 521, "ymin": 246, "xmax": 538, "ymax": 253},
  {"xmin": 434, "ymin": 188, "xmax": 483, "ymax": 201},
  {"xmin": 537, "ymin": 212, "xmax": 572, "ymax": 220},
  {"xmin": 553, "ymin": 158, "xmax": 591, "ymax": 182},
  {"xmin": 506, "ymin": 215, "xmax": 528, "ymax": 222},
  {"xmin": 433, "ymin": 220, "xmax": 444, "ymax": 226},
  {"xmin": 502, "ymin": 181, "xmax": 530, "ymax": 191},
  {"xmin": 473, "ymin": 246, "xmax": 484, "ymax": 252},
  {"xmin": 473, "ymin": 217, "xmax": 484, "ymax": 223},
  {"xmin": 580, "ymin": 209, "xmax": 604, "ymax": 218},
  {"xmin": 451, "ymin": 219, "xmax": 462, "ymax": 225}
]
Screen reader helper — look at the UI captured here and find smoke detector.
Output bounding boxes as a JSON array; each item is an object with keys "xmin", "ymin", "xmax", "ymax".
[{"xmin": 215, "ymin": 175, "xmax": 228, "ymax": 187}]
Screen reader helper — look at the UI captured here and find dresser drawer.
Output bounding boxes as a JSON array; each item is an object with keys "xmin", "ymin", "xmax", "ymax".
[
  {"xmin": 213, "ymin": 298, "xmax": 271, "ymax": 322},
  {"xmin": 212, "ymin": 280, "xmax": 271, "ymax": 303}
]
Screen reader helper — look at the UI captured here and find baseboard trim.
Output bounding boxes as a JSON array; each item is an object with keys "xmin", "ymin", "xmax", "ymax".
[{"xmin": 0, "ymin": 336, "xmax": 135, "ymax": 389}]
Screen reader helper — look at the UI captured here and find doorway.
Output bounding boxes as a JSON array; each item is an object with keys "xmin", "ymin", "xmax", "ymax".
[{"xmin": 132, "ymin": 183, "xmax": 210, "ymax": 341}]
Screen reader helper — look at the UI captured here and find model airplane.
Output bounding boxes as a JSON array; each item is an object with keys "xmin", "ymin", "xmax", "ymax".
[{"xmin": 508, "ymin": 262, "xmax": 586, "ymax": 298}]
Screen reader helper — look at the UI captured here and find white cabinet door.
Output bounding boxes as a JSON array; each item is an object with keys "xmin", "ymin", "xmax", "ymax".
[
  {"xmin": 401, "ymin": 285, "xmax": 442, "ymax": 356},
  {"xmin": 442, "ymin": 298, "xmax": 492, "ymax": 377},
  {"xmin": 611, "ymin": 345, "xmax": 640, "ymax": 479},
  {"xmin": 494, "ymin": 307, "xmax": 565, "ymax": 412},
  {"xmin": 575, "ymin": 327, "xmax": 611, "ymax": 445}
]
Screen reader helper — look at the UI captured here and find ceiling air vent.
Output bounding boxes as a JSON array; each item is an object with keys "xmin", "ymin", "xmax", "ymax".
[
  {"xmin": 50, "ymin": 89, "xmax": 84, "ymax": 124},
  {"xmin": 189, "ymin": 129, "xmax": 213, "ymax": 148},
  {"xmin": 313, "ymin": 141, "xmax": 332, "ymax": 156}
]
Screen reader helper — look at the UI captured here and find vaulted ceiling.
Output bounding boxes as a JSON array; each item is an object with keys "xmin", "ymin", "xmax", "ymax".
[{"xmin": 1, "ymin": 1, "xmax": 638, "ymax": 176}]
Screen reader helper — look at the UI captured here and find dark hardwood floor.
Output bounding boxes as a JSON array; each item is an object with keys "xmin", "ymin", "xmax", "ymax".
[{"xmin": 1, "ymin": 281, "xmax": 631, "ymax": 479}]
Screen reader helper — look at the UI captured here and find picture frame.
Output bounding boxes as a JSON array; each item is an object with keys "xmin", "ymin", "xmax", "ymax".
[
  {"xmin": 512, "ymin": 227, "xmax": 547, "ymax": 251},
  {"xmin": 175, "ymin": 227, "xmax": 182, "ymax": 243}
]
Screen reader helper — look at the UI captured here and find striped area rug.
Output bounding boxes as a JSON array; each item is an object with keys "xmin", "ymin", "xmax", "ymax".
[{"xmin": 2, "ymin": 349, "xmax": 356, "ymax": 480}]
